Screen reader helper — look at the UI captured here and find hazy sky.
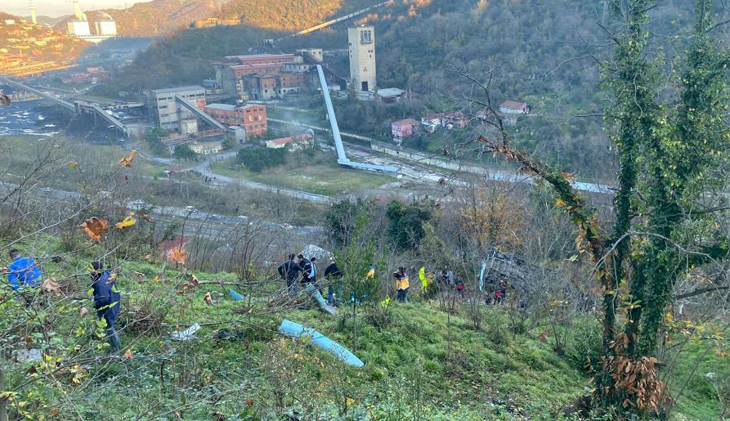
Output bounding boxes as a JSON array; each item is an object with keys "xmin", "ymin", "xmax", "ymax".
[{"xmin": 3, "ymin": 0, "xmax": 148, "ymax": 17}]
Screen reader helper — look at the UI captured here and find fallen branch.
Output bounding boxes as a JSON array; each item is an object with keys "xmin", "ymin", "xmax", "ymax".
[{"xmin": 675, "ymin": 286, "xmax": 729, "ymax": 300}]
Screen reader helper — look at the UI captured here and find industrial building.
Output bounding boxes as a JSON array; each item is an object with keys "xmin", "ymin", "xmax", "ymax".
[
  {"xmin": 67, "ymin": 20, "xmax": 90, "ymax": 37},
  {"xmin": 94, "ymin": 13, "xmax": 117, "ymax": 37},
  {"xmin": 148, "ymin": 86, "xmax": 207, "ymax": 133},
  {"xmin": 202, "ymin": 103, "xmax": 267, "ymax": 136},
  {"xmin": 214, "ymin": 52, "xmax": 317, "ymax": 100},
  {"xmin": 65, "ymin": 1, "xmax": 117, "ymax": 43},
  {"xmin": 348, "ymin": 26, "xmax": 376, "ymax": 93}
]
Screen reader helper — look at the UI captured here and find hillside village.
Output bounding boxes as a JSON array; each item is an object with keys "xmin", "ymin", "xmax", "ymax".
[{"xmin": 0, "ymin": 13, "xmax": 88, "ymax": 77}]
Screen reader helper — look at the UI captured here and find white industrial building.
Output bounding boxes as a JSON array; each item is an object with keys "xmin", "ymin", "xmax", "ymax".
[
  {"xmin": 148, "ymin": 86, "xmax": 207, "ymax": 132},
  {"xmin": 67, "ymin": 20, "xmax": 91, "ymax": 37},
  {"xmin": 95, "ymin": 13, "xmax": 117, "ymax": 36},
  {"xmin": 66, "ymin": 1, "xmax": 117, "ymax": 43}
]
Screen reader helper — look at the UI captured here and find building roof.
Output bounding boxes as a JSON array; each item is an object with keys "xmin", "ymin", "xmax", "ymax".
[
  {"xmin": 231, "ymin": 62, "xmax": 284, "ymax": 70},
  {"xmin": 269, "ymin": 133, "xmax": 312, "ymax": 146},
  {"xmin": 204, "ymin": 103, "xmax": 236, "ymax": 112},
  {"xmin": 151, "ymin": 86, "xmax": 204, "ymax": 94},
  {"xmin": 377, "ymin": 87, "xmax": 405, "ymax": 98},
  {"xmin": 240, "ymin": 104, "xmax": 265, "ymax": 111},
  {"xmin": 225, "ymin": 53, "xmax": 294, "ymax": 61},
  {"xmin": 193, "ymin": 141, "xmax": 223, "ymax": 148},
  {"xmin": 423, "ymin": 112, "xmax": 445, "ymax": 120},
  {"xmin": 500, "ymin": 100, "xmax": 529, "ymax": 110},
  {"xmin": 270, "ymin": 137, "xmax": 295, "ymax": 146},
  {"xmin": 393, "ymin": 118, "xmax": 419, "ymax": 126}
]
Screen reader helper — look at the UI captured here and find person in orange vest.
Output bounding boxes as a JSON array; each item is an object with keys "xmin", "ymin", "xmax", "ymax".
[{"xmin": 394, "ymin": 267, "xmax": 410, "ymax": 303}]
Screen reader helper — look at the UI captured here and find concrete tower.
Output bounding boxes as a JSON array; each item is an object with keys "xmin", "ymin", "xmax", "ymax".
[
  {"xmin": 29, "ymin": 0, "xmax": 37, "ymax": 24},
  {"xmin": 72, "ymin": 0, "xmax": 87, "ymax": 20},
  {"xmin": 348, "ymin": 25, "xmax": 376, "ymax": 92}
]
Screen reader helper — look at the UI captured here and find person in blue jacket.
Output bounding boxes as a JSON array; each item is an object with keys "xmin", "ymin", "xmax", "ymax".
[
  {"xmin": 7, "ymin": 249, "xmax": 42, "ymax": 291},
  {"xmin": 90, "ymin": 261, "xmax": 121, "ymax": 352}
]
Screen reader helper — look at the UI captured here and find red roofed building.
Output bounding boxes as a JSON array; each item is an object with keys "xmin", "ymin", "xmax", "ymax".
[
  {"xmin": 392, "ymin": 118, "xmax": 419, "ymax": 141},
  {"xmin": 499, "ymin": 100, "xmax": 531, "ymax": 115},
  {"xmin": 265, "ymin": 133, "xmax": 314, "ymax": 150}
]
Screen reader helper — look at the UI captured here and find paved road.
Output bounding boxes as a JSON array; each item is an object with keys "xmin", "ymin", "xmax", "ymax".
[{"xmin": 1, "ymin": 181, "xmax": 323, "ymax": 239}]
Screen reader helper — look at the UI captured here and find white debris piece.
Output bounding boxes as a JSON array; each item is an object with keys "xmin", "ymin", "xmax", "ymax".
[{"xmin": 170, "ymin": 323, "xmax": 202, "ymax": 341}]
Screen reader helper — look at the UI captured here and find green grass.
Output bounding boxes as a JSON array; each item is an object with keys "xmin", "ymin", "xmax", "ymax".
[
  {"xmin": 211, "ymin": 156, "xmax": 394, "ymax": 196},
  {"xmin": 0, "ymin": 135, "xmax": 169, "ymax": 186},
  {"xmin": 2, "ymin": 234, "xmax": 727, "ymax": 420}
]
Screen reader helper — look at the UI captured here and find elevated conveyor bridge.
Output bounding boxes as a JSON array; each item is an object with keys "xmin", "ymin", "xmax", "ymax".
[
  {"xmin": 316, "ymin": 65, "xmax": 398, "ymax": 175},
  {"xmin": 0, "ymin": 76, "xmax": 76, "ymax": 113}
]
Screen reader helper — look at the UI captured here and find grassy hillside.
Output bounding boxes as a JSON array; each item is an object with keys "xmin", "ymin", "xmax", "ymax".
[
  {"xmin": 1, "ymin": 234, "xmax": 724, "ymax": 419},
  {"xmin": 0, "ymin": 234, "xmax": 585, "ymax": 419}
]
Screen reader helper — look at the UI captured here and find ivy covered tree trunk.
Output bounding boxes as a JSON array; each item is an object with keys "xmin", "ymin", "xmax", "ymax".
[
  {"xmin": 602, "ymin": 0, "xmax": 655, "ymax": 366},
  {"xmin": 636, "ymin": 0, "xmax": 730, "ymax": 356},
  {"xmin": 481, "ymin": 0, "xmax": 730, "ymax": 413}
]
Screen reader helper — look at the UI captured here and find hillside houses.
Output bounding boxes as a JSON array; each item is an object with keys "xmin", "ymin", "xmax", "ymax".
[
  {"xmin": 392, "ymin": 118, "xmax": 419, "ymax": 142},
  {"xmin": 499, "ymin": 100, "xmax": 531, "ymax": 115},
  {"xmin": 421, "ymin": 112, "xmax": 467, "ymax": 133}
]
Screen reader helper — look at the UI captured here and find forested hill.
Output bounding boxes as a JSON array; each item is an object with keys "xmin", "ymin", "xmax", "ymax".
[{"xmin": 78, "ymin": 0, "xmax": 383, "ymax": 37}]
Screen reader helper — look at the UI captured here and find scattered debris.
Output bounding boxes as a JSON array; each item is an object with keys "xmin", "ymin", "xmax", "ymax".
[
  {"xmin": 15, "ymin": 348, "xmax": 42, "ymax": 363},
  {"xmin": 279, "ymin": 319, "xmax": 364, "ymax": 367},
  {"xmin": 204, "ymin": 292, "xmax": 214, "ymax": 305},
  {"xmin": 216, "ymin": 328, "xmax": 246, "ymax": 341},
  {"xmin": 229, "ymin": 289, "xmax": 245, "ymax": 301},
  {"xmin": 299, "ymin": 244, "xmax": 332, "ymax": 261},
  {"xmin": 170, "ymin": 323, "xmax": 202, "ymax": 341}
]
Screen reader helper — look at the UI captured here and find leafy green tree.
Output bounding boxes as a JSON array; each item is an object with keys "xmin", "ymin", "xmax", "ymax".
[
  {"xmin": 236, "ymin": 148, "xmax": 288, "ymax": 172},
  {"xmin": 145, "ymin": 128, "xmax": 168, "ymax": 156},
  {"xmin": 386, "ymin": 199, "xmax": 435, "ymax": 251},
  {"xmin": 324, "ymin": 198, "xmax": 371, "ymax": 248},
  {"xmin": 334, "ymin": 211, "xmax": 385, "ymax": 351},
  {"xmin": 173, "ymin": 144, "xmax": 198, "ymax": 161}
]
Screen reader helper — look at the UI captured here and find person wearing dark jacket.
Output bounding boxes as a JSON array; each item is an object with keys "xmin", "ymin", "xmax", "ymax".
[
  {"xmin": 324, "ymin": 258, "xmax": 343, "ymax": 305},
  {"xmin": 298, "ymin": 254, "xmax": 313, "ymax": 285},
  {"xmin": 90, "ymin": 261, "xmax": 121, "ymax": 352},
  {"xmin": 278, "ymin": 254, "xmax": 301, "ymax": 293}
]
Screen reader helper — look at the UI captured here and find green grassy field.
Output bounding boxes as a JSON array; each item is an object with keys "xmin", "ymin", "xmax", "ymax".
[{"xmin": 211, "ymin": 156, "xmax": 395, "ymax": 196}]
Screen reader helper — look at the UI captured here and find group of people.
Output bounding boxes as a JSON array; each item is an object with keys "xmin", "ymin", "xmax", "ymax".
[
  {"xmin": 3, "ymin": 249, "xmax": 122, "ymax": 352},
  {"xmin": 277, "ymin": 256, "xmax": 512, "ymax": 307},
  {"xmin": 278, "ymin": 254, "xmax": 343, "ymax": 305}
]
